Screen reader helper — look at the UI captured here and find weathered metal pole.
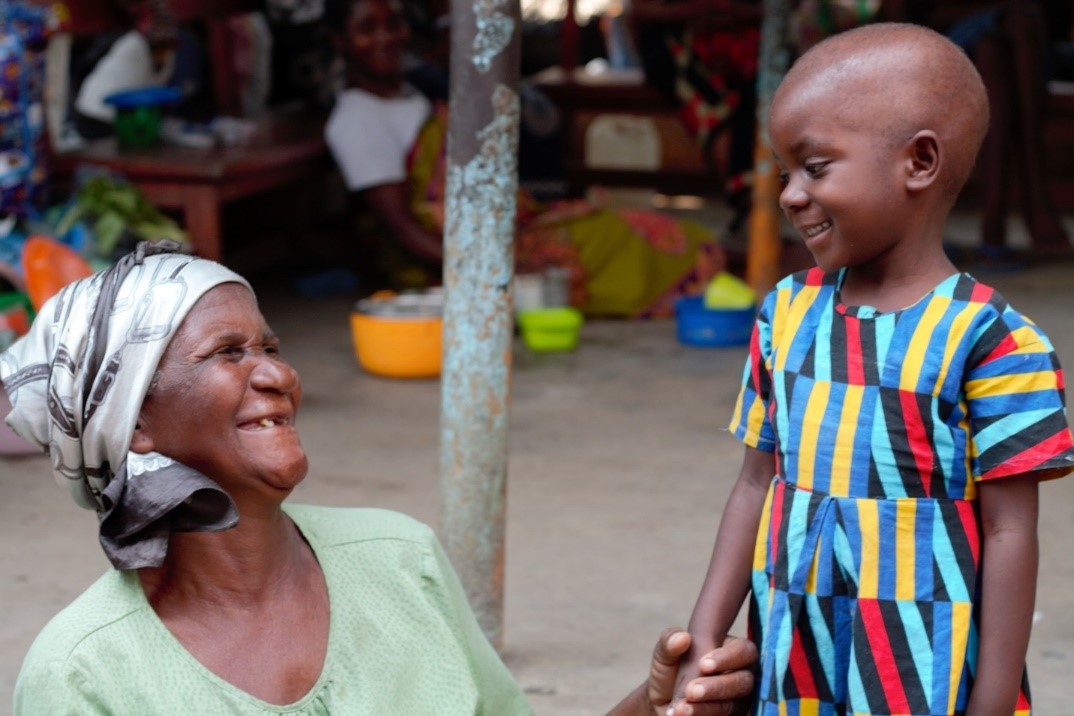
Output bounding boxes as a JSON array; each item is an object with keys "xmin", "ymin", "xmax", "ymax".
[
  {"xmin": 438, "ymin": 0, "xmax": 521, "ymax": 648},
  {"xmin": 746, "ymin": 0, "xmax": 792, "ymax": 296}
]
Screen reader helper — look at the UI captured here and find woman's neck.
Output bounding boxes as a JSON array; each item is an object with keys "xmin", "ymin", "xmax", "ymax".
[
  {"xmin": 138, "ymin": 508, "xmax": 314, "ymax": 610},
  {"xmin": 347, "ymin": 70, "xmax": 406, "ymax": 98}
]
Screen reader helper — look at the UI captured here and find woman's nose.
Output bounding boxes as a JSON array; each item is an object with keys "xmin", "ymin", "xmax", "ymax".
[{"xmin": 252, "ymin": 354, "xmax": 300, "ymax": 394}]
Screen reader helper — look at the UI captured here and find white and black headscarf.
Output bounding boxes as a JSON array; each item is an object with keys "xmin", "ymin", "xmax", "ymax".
[{"xmin": 0, "ymin": 242, "xmax": 250, "ymax": 569}]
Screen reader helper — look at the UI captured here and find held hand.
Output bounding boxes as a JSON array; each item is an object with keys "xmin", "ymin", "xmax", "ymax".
[{"xmin": 646, "ymin": 629, "xmax": 756, "ymax": 716}]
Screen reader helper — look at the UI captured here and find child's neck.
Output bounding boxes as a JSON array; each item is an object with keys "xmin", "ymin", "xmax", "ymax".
[{"xmin": 839, "ymin": 244, "xmax": 957, "ymax": 314}]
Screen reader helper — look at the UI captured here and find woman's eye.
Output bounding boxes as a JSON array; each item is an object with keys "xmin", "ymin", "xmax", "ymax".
[{"xmin": 263, "ymin": 344, "xmax": 280, "ymax": 357}]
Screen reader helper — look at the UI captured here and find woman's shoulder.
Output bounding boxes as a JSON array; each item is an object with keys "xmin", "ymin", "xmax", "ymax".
[
  {"xmin": 284, "ymin": 503, "xmax": 436, "ymax": 549},
  {"xmin": 17, "ymin": 570, "xmax": 146, "ymax": 679}
]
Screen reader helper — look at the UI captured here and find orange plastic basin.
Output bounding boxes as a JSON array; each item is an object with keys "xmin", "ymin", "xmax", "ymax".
[{"xmin": 349, "ymin": 311, "xmax": 443, "ymax": 379}]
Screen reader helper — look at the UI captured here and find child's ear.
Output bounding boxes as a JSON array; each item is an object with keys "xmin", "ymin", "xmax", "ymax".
[{"xmin": 904, "ymin": 130, "xmax": 941, "ymax": 192}]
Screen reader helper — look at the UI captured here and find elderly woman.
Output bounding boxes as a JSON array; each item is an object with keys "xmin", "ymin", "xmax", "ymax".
[{"xmin": 2, "ymin": 243, "xmax": 754, "ymax": 715}]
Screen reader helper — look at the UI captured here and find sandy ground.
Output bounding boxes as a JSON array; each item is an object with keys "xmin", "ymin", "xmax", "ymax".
[{"xmin": 2, "ymin": 219, "xmax": 1074, "ymax": 714}]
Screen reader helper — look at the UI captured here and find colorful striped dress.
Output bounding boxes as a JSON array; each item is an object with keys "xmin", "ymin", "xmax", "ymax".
[{"xmin": 729, "ymin": 268, "xmax": 1074, "ymax": 715}]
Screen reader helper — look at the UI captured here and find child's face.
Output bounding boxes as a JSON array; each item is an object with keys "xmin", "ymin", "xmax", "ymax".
[
  {"xmin": 343, "ymin": 0, "xmax": 410, "ymax": 84},
  {"xmin": 769, "ymin": 80, "xmax": 912, "ymax": 272}
]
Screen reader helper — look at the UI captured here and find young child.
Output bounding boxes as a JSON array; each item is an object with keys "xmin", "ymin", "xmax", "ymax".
[{"xmin": 672, "ymin": 22, "xmax": 1074, "ymax": 716}]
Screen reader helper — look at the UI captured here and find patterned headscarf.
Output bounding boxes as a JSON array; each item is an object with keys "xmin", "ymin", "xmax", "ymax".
[{"xmin": 0, "ymin": 242, "xmax": 250, "ymax": 569}]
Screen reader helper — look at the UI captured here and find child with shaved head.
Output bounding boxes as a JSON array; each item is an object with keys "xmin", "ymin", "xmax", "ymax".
[{"xmin": 670, "ymin": 23, "xmax": 1074, "ymax": 716}]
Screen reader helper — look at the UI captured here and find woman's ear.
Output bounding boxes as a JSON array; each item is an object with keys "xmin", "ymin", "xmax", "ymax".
[
  {"xmin": 130, "ymin": 417, "xmax": 154, "ymax": 454},
  {"xmin": 905, "ymin": 130, "xmax": 941, "ymax": 192}
]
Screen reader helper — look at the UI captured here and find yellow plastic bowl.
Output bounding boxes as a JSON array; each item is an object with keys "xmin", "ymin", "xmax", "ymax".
[
  {"xmin": 349, "ymin": 312, "xmax": 443, "ymax": 378},
  {"xmin": 517, "ymin": 307, "xmax": 584, "ymax": 352}
]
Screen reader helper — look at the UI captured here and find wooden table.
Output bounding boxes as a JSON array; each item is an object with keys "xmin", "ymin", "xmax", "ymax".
[{"xmin": 51, "ymin": 115, "xmax": 331, "ymax": 261}]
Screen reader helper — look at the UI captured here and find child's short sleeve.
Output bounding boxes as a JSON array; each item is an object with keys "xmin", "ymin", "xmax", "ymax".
[
  {"xmin": 965, "ymin": 307, "xmax": 1074, "ymax": 482},
  {"xmin": 729, "ymin": 289, "xmax": 777, "ymax": 452}
]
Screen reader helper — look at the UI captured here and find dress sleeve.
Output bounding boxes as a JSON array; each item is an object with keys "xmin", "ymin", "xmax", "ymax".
[
  {"xmin": 421, "ymin": 533, "xmax": 535, "ymax": 716},
  {"xmin": 14, "ymin": 657, "xmax": 103, "ymax": 715},
  {"xmin": 729, "ymin": 288, "xmax": 777, "ymax": 452},
  {"xmin": 965, "ymin": 308, "xmax": 1074, "ymax": 482}
]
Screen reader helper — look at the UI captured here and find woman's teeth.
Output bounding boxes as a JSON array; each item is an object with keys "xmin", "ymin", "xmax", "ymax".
[
  {"xmin": 259, "ymin": 418, "xmax": 276, "ymax": 427},
  {"xmin": 805, "ymin": 220, "xmax": 832, "ymax": 237}
]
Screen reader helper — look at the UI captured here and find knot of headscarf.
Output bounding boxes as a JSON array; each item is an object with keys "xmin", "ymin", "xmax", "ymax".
[{"xmin": 0, "ymin": 242, "xmax": 251, "ymax": 569}]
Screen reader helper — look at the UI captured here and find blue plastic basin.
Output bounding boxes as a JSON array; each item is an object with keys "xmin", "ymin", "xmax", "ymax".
[{"xmin": 674, "ymin": 296, "xmax": 755, "ymax": 347}]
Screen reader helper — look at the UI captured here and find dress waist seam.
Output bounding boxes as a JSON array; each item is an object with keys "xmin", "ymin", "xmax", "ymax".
[{"xmin": 774, "ymin": 476, "xmax": 975, "ymax": 503}]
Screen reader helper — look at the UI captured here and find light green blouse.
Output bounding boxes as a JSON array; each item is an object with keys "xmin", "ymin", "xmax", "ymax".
[{"xmin": 14, "ymin": 505, "xmax": 533, "ymax": 715}]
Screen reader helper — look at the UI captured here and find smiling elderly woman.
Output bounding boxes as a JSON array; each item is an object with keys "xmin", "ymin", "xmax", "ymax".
[{"xmin": 2, "ymin": 243, "xmax": 755, "ymax": 716}]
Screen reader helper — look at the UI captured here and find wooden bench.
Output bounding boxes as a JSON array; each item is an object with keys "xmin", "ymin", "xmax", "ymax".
[{"xmin": 52, "ymin": 0, "xmax": 332, "ymax": 262}]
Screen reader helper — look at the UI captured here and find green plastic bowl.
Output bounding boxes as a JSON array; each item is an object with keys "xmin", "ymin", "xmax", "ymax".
[
  {"xmin": 517, "ymin": 307, "xmax": 584, "ymax": 352},
  {"xmin": 104, "ymin": 86, "xmax": 182, "ymax": 148}
]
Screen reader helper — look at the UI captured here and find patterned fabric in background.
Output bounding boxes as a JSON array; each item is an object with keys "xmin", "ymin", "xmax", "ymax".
[
  {"xmin": 634, "ymin": 0, "xmax": 760, "ymax": 201},
  {"xmin": 667, "ymin": 24, "xmax": 759, "ymax": 196},
  {"xmin": 731, "ymin": 267, "xmax": 1074, "ymax": 714},
  {"xmin": 0, "ymin": 1, "xmax": 55, "ymax": 217}
]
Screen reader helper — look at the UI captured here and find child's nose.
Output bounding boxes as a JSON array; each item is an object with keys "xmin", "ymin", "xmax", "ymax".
[{"xmin": 779, "ymin": 176, "xmax": 808, "ymax": 213}]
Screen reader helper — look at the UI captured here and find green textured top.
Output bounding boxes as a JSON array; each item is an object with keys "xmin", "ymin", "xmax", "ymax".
[{"xmin": 14, "ymin": 504, "xmax": 533, "ymax": 715}]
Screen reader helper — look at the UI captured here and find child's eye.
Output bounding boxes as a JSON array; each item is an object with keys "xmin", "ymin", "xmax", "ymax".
[
  {"xmin": 778, "ymin": 171, "xmax": 789, "ymax": 187},
  {"xmin": 804, "ymin": 161, "xmax": 828, "ymax": 177}
]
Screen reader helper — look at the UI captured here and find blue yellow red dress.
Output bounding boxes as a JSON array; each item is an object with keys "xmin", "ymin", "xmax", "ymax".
[{"xmin": 730, "ymin": 268, "xmax": 1074, "ymax": 715}]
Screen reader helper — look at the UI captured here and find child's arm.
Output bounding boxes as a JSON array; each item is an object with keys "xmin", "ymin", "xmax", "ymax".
[
  {"xmin": 965, "ymin": 475, "xmax": 1040, "ymax": 715},
  {"xmin": 674, "ymin": 446, "xmax": 774, "ymax": 704}
]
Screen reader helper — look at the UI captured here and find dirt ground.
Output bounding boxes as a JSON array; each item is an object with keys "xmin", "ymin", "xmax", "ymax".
[{"xmin": 2, "ymin": 217, "xmax": 1073, "ymax": 714}]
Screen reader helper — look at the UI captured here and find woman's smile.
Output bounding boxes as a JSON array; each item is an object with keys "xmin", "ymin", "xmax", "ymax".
[{"xmin": 237, "ymin": 415, "xmax": 294, "ymax": 430}]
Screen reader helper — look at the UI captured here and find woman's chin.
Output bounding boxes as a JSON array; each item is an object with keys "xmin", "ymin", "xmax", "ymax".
[
  {"xmin": 237, "ymin": 455, "xmax": 310, "ymax": 498},
  {"xmin": 270, "ymin": 457, "xmax": 310, "ymax": 492}
]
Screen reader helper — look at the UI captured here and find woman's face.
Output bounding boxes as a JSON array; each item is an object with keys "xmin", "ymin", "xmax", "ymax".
[
  {"xmin": 343, "ymin": 0, "xmax": 410, "ymax": 87},
  {"xmin": 133, "ymin": 284, "xmax": 308, "ymax": 504}
]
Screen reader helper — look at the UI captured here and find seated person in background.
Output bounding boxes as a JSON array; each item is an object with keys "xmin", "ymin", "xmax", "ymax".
[
  {"xmin": 70, "ymin": 0, "xmax": 213, "ymax": 140},
  {"xmin": 884, "ymin": 0, "xmax": 1072, "ymax": 263},
  {"xmin": 72, "ymin": 0, "xmax": 176, "ymax": 139},
  {"xmin": 629, "ymin": 0, "xmax": 763, "ymax": 234},
  {"xmin": 3, "ymin": 242, "xmax": 757, "ymax": 715},
  {"xmin": 324, "ymin": 0, "xmax": 725, "ymax": 318}
]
